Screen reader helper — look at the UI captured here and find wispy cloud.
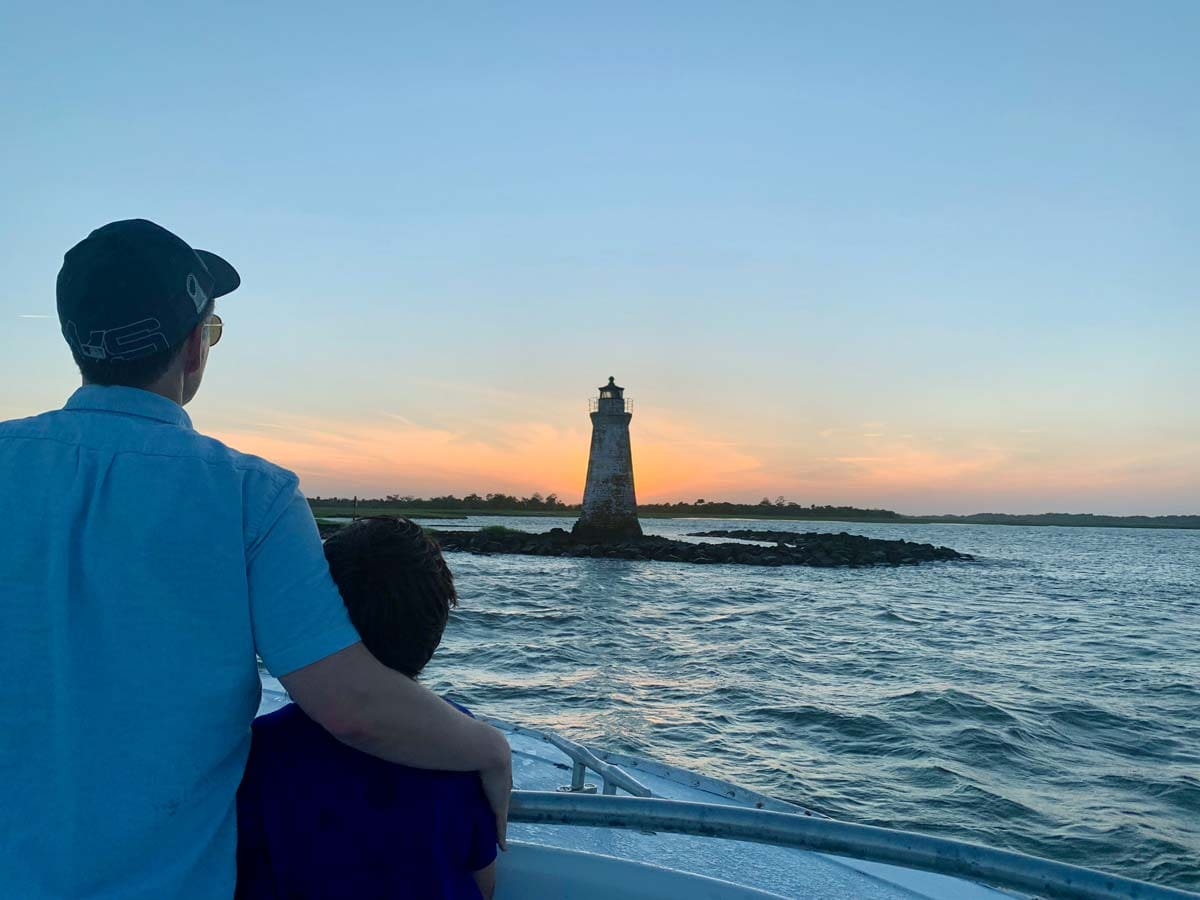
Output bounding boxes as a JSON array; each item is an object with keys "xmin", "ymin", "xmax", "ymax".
[{"xmin": 17, "ymin": 314, "xmax": 50, "ymax": 319}]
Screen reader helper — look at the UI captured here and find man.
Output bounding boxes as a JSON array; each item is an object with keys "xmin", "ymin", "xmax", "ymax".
[{"xmin": 0, "ymin": 220, "xmax": 511, "ymax": 899}]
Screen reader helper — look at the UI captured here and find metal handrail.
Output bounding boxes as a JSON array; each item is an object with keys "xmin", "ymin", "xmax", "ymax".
[
  {"xmin": 542, "ymin": 732, "xmax": 652, "ymax": 797},
  {"xmin": 508, "ymin": 792, "xmax": 1199, "ymax": 900},
  {"xmin": 481, "ymin": 713, "xmax": 818, "ymax": 816}
]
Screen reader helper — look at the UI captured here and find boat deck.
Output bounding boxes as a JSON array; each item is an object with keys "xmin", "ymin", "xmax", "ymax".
[
  {"xmin": 494, "ymin": 717, "xmax": 1014, "ymax": 899},
  {"xmin": 258, "ymin": 683, "xmax": 1013, "ymax": 899}
]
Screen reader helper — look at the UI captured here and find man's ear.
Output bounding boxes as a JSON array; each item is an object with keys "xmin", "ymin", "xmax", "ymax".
[{"xmin": 181, "ymin": 321, "xmax": 206, "ymax": 375}]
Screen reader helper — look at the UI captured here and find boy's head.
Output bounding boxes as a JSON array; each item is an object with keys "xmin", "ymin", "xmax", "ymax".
[{"xmin": 323, "ymin": 516, "xmax": 457, "ymax": 678}]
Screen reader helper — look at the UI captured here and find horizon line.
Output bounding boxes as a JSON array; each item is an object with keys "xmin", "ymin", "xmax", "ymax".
[{"xmin": 305, "ymin": 495, "xmax": 1199, "ymax": 521}]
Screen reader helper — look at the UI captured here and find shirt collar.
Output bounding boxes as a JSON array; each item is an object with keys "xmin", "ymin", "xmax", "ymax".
[{"xmin": 64, "ymin": 385, "xmax": 194, "ymax": 429}]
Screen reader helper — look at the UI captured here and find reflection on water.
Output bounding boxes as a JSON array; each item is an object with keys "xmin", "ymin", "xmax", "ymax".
[{"xmin": 420, "ymin": 516, "xmax": 1199, "ymax": 890}]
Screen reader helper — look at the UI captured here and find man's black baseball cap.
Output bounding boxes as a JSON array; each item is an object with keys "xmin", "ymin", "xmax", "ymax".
[{"xmin": 56, "ymin": 219, "xmax": 240, "ymax": 363}]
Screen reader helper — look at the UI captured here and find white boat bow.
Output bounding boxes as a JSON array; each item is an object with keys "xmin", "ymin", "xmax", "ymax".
[{"xmin": 257, "ymin": 683, "xmax": 1197, "ymax": 900}]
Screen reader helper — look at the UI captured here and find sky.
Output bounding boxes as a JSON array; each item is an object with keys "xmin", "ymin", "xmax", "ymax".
[{"xmin": 1, "ymin": 2, "xmax": 1197, "ymax": 514}]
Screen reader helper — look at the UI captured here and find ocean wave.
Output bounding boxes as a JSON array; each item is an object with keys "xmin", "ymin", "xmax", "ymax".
[
  {"xmin": 430, "ymin": 515, "xmax": 1200, "ymax": 890},
  {"xmin": 877, "ymin": 687, "xmax": 1022, "ymax": 727}
]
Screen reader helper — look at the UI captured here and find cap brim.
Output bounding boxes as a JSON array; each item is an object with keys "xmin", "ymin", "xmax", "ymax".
[{"xmin": 196, "ymin": 249, "xmax": 241, "ymax": 299}]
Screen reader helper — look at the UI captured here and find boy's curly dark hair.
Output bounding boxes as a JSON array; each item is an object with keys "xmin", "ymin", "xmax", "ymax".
[{"xmin": 322, "ymin": 516, "xmax": 457, "ymax": 678}]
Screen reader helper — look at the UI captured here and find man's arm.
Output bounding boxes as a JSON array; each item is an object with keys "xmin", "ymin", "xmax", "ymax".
[{"xmin": 279, "ymin": 641, "xmax": 512, "ymax": 848}]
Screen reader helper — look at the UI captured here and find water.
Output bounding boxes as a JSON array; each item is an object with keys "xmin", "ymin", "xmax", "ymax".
[{"xmin": 418, "ymin": 517, "xmax": 1200, "ymax": 891}]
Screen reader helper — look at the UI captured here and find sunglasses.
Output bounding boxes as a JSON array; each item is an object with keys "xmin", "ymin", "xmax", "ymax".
[{"xmin": 204, "ymin": 313, "xmax": 223, "ymax": 347}]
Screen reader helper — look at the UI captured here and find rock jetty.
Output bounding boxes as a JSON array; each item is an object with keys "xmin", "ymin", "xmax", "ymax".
[
  {"xmin": 686, "ymin": 529, "xmax": 970, "ymax": 565},
  {"xmin": 361, "ymin": 525, "xmax": 970, "ymax": 568}
]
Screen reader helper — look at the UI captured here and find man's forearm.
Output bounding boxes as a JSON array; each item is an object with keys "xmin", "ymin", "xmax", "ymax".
[
  {"xmin": 342, "ymin": 667, "xmax": 508, "ymax": 770},
  {"xmin": 280, "ymin": 642, "xmax": 508, "ymax": 771}
]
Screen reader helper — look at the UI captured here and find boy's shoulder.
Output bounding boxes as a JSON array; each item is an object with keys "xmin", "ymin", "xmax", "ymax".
[
  {"xmin": 246, "ymin": 700, "xmax": 489, "ymax": 811},
  {"xmin": 246, "ymin": 704, "xmax": 321, "ymax": 765}
]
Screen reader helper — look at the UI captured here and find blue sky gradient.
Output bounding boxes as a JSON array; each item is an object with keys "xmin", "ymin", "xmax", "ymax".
[{"xmin": 2, "ymin": 2, "xmax": 1197, "ymax": 512}]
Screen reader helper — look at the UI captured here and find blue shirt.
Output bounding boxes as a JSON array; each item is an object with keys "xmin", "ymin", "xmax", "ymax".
[
  {"xmin": 0, "ymin": 386, "xmax": 362, "ymax": 899},
  {"xmin": 236, "ymin": 701, "xmax": 497, "ymax": 900}
]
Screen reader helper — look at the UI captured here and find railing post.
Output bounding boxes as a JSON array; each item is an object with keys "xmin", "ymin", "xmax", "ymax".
[
  {"xmin": 558, "ymin": 760, "xmax": 596, "ymax": 794},
  {"xmin": 544, "ymin": 732, "xmax": 651, "ymax": 798}
]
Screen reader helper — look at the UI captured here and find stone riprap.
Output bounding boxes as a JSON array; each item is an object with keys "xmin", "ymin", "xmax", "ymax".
[
  {"xmin": 687, "ymin": 529, "xmax": 970, "ymax": 564},
  {"xmin": 380, "ymin": 526, "xmax": 971, "ymax": 567}
]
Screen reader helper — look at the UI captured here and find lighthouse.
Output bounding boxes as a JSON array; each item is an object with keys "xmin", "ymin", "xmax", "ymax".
[{"xmin": 573, "ymin": 377, "xmax": 643, "ymax": 540}]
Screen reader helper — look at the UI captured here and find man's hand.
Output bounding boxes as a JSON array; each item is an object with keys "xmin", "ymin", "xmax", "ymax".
[{"xmin": 479, "ymin": 727, "xmax": 513, "ymax": 851}]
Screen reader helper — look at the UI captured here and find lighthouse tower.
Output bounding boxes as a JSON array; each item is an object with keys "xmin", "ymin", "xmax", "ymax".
[{"xmin": 573, "ymin": 377, "xmax": 642, "ymax": 540}]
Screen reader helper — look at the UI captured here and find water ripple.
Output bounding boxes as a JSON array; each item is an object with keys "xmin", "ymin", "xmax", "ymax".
[{"xmin": 423, "ymin": 516, "xmax": 1200, "ymax": 891}]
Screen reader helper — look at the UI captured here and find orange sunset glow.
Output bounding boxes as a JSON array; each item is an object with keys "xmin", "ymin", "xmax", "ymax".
[
  {"xmin": 207, "ymin": 409, "xmax": 766, "ymax": 502},
  {"xmin": 205, "ymin": 402, "xmax": 1199, "ymax": 515}
]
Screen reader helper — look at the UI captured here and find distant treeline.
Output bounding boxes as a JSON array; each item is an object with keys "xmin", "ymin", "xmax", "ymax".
[
  {"xmin": 307, "ymin": 494, "xmax": 1199, "ymax": 529},
  {"xmin": 914, "ymin": 512, "xmax": 1200, "ymax": 529},
  {"xmin": 309, "ymin": 492, "xmax": 572, "ymax": 512},
  {"xmin": 638, "ymin": 499, "xmax": 905, "ymax": 519},
  {"xmin": 307, "ymin": 494, "xmax": 902, "ymax": 519}
]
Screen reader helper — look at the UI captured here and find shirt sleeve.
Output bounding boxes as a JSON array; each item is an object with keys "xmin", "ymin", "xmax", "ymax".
[
  {"xmin": 465, "ymin": 775, "xmax": 499, "ymax": 872},
  {"xmin": 246, "ymin": 484, "xmax": 361, "ymax": 676}
]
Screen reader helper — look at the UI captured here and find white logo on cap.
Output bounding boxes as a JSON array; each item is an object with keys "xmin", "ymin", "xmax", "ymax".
[
  {"xmin": 186, "ymin": 272, "xmax": 208, "ymax": 313},
  {"xmin": 66, "ymin": 318, "xmax": 170, "ymax": 361}
]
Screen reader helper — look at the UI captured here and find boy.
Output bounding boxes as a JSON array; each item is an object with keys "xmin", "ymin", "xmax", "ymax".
[{"xmin": 236, "ymin": 517, "xmax": 498, "ymax": 899}]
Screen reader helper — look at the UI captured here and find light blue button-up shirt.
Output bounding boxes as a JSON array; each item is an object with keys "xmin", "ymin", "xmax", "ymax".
[{"xmin": 0, "ymin": 386, "xmax": 361, "ymax": 899}]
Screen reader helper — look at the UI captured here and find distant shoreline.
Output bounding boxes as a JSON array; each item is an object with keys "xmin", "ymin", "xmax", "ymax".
[{"xmin": 309, "ymin": 504, "xmax": 1199, "ymax": 531}]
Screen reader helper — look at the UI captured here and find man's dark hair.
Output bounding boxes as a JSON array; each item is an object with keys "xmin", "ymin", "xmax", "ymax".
[
  {"xmin": 323, "ymin": 516, "xmax": 458, "ymax": 678},
  {"xmin": 74, "ymin": 299, "xmax": 213, "ymax": 388}
]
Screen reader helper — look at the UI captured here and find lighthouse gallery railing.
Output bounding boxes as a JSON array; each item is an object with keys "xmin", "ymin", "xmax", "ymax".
[{"xmin": 589, "ymin": 397, "xmax": 633, "ymax": 413}]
